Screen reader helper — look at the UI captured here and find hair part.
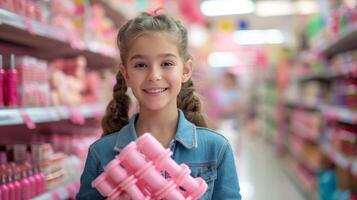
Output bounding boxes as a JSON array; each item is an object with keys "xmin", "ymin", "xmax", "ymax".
[{"xmin": 102, "ymin": 12, "xmax": 206, "ymax": 136}]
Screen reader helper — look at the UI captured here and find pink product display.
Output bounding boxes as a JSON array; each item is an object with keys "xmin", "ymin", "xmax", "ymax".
[
  {"xmin": 0, "ymin": 162, "xmax": 46, "ymax": 200},
  {"xmin": 0, "ymin": 0, "xmax": 47, "ymax": 23},
  {"xmin": 92, "ymin": 133, "xmax": 207, "ymax": 200},
  {"xmin": 16, "ymin": 56, "xmax": 50, "ymax": 107}
]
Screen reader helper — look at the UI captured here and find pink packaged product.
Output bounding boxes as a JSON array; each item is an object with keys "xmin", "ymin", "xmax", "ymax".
[
  {"xmin": 92, "ymin": 133, "xmax": 207, "ymax": 200},
  {"xmin": 5, "ymin": 54, "xmax": 18, "ymax": 107},
  {"xmin": 16, "ymin": 56, "xmax": 50, "ymax": 107},
  {"xmin": 0, "ymin": 55, "xmax": 4, "ymax": 107}
]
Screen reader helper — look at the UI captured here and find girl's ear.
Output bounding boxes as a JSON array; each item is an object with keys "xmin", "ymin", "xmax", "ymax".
[
  {"xmin": 119, "ymin": 64, "xmax": 130, "ymax": 86},
  {"xmin": 182, "ymin": 59, "xmax": 193, "ymax": 83}
]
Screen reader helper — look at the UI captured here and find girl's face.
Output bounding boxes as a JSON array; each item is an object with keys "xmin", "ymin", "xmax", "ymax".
[{"xmin": 120, "ymin": 32, "xmax": 192, "ymax": 112}]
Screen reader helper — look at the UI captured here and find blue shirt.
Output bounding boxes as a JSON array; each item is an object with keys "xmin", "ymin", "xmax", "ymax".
[{"xmin": 76, "ymin": 110, "xmax": 241, "ymax": 199}]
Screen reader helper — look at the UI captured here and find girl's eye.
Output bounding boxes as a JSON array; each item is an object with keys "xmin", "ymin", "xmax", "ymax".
[
  {"xmin": 162, "ymin": 62, "xmax": 174, "ymax": 68},
  {"xmin": 134, "ymin": 63, "xmax": 147, "ymax": 68}
]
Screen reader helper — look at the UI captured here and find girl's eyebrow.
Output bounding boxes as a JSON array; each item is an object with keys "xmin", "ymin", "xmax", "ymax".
[
  {"xmin": 129, "ymin": 54, "xmax": 146, "ymax": 61},
  {"xmin": 129, "ymin": 53, "xmax": 177, "ymax": 61},
  {"xmin": 158, "ymin": 53, "xmax": 177, "ymax": 58}
]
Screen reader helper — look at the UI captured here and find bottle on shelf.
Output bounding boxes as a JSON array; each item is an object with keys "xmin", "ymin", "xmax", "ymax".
[
  {"xmin": 0, "ymin": 55, "xmax": 4, "ymax": 107},
  {"xmin": 0, "ymin": 166, "xmax": 10, "ymax": 200},
  {"xmin": 33, "ymin": 165, "xmax": 46, "ymax": 196},
  {"xmin": 5, "ymin": 54, "xmax": 18, "ymax": 107},
  {"xmin": 5, "ymin": 168, "xmax": 16, "ymax": 200},
  {"xmin": 19, "ymin": 166, "xmax": 31, "ymax": 200},
  {"xmin": 24, "ymin": 162, "xmax": 38, "ymax": 198},
  {"xmin": 10, "ymin": 165, "xmax": 21, "ymax": 200}
]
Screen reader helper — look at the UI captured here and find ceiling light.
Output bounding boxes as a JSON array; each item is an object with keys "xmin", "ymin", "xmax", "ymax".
[
  {"xmin": 188, "ymin": 25, "xmax": 209, "ymax": 48},
  {"xmin": 295, "ymin": 0, "xmax": 319, "ymax": 15},
  {"xmin": 256, "ymin": 1, "xmax": 294, "ymax": 16},
  {"xmin": 233, "ymin": 29, "xmax": 284, "ymax": 45},
  {"xmin": 208, "ymin": 52, "xmax": 238, "ymax": 67},
  {"xmin": 200, "ymin": 0, "xmax": 255, "ymax": 16}
]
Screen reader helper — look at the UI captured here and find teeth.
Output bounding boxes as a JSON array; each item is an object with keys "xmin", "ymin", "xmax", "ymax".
[{"xmin": 145, "ymin": 88, "xmax": 166, "ymax": 94}]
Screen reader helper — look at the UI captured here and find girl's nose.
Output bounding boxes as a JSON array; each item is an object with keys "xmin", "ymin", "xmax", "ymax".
[{"xmin": 147, "ymin": 66, "xmax": 162, "ymax": 81}]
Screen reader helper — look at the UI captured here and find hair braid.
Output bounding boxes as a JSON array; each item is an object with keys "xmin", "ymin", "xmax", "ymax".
[
  {"xmin": 177, "ymin": 79, "xmax": 207, "ymax": 127},
  {"xmin": 101, "ymin": 72, "xmax": 131, "ymax": 136}
]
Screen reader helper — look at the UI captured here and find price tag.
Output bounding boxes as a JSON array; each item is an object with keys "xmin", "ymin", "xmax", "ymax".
[
  {"xmin": 23, "ymin": 19, "xmax": 34, "ymax": 34},
  {"xmin": 69, "ymin": 107, "xmax": 85, "ymax": 125},
  {"xmin": 20, "ymin": 110, "xmax": 36, "ymax": 129}
]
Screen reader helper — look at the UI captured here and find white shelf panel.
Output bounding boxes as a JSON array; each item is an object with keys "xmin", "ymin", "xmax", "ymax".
[
  {"xmin": 0, "ymin": 103, "xmax": 106, "ymax": 126},
  {"xmin": 321, "ymin": 105, "xmax": 357, "ymax": 124}
]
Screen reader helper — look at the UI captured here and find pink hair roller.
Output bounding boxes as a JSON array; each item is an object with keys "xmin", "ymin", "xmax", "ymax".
[{"xmin": 92, "ymin": 133, "xmax": 207, "ymax": 199}]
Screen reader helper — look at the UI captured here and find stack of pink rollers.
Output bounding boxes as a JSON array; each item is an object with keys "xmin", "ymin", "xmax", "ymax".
[{"xmin": 92, "ymin": 133, "xmax": 207, "ymax": 200}]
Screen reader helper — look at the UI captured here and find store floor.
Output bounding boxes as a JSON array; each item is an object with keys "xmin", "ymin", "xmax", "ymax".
[{"xmin": 217, "ymin": 121, "xmax": 305, "ymax": 200}]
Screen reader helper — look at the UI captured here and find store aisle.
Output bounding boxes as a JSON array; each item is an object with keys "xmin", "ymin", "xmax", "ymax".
[{"xmin": 218, "ymin": 121, "xmax": 305, "ymax": 200}]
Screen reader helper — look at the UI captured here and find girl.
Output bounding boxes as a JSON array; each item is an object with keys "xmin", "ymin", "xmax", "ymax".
[{"xmin": 76, "ymin": 11, "xmax": 241, "ymax": 200}]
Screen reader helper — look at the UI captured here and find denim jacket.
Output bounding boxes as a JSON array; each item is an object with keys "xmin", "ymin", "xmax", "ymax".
[{"xmin": 76, "ymin": 110, "xmax": 241, "ymax": 200}]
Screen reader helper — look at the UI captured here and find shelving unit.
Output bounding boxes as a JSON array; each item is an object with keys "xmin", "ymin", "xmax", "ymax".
[
  {"xmin": 285, "ymin": 100, "xmax": 322, "ymax": 112},
  {"xmin": 0, "ymin": 103, "xmax": 106, "ymax": 126},
  {"xmin": 0, "ymin": 8, "xmax": 118, "ymax": 68},
  {"xmin": 321, "ymin": 105, "xmax": 357, "ymax": 124},
  {"xmin": 0, "ymin": 1, "xmax": 127, "ymax": 199},
  {"xmin": 322, "ymin": 23, "xmax": 357, "ymax": 59},
  {"xmin": 321, "ymin": 142, "xmax": 357, "ymax": 176},
  {"xmin": 88, "ymin": 0, "xmax": 128, "ymax": 27},
  {"xmin": 286, "ymin": 4, "xmax": 357, "ymax": 198}
]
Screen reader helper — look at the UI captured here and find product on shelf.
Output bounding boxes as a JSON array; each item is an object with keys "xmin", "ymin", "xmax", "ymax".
[
  {"xmin": 0, "ymin": 0, "xmax": 48, "ymax": 23},
  {"xmin": 15, "ymin": 56, "xmax": 51, "ymax": 107},
  {"xmin": 291, "ymin": 109, "xmax": 322, "ymax": 141},
  {"xmin": 0, "ymin": 161, "xmax": 46, "ymax": 200},
  {"xmin": 5, "ymin": 54, "xmax": 18, "ymax": 107},
  {"xmin": 0, "ymin": 54, "xmax": 4, "ymax": 107},
  {"xmin": 318, "ymin": 169, "xmax": 337, "ymax": 200},
  {"xmin": 93, "ymin": 133, "xmax": 207, "ymax": 200}
]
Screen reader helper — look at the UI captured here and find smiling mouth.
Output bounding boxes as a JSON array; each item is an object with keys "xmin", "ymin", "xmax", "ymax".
[{"xmin": 143, "ymin": 88, "xmax": 168, "ymax": 94}]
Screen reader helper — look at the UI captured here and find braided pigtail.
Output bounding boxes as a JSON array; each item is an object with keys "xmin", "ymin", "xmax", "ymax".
[
  {"xmin": 177, "ymin": 79, "xmax": 207, "ymax": 127},
  {"xmin": 101, "ymin": 71, "xmax": 131, "ymax": 136}
]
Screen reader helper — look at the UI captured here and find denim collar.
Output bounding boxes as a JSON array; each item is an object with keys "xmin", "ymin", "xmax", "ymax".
[{"xmin": 114, "ymin": 109, "xmax": 197, "ymax": 152}]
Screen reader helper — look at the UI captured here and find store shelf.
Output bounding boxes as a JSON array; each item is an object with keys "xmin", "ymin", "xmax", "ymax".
[
  {"xmin": 297, "ymin": 61, "xmax": 357, "ymax": 83},
  {"xmin": 0, "ymin": 103, "xmax": 106, "ymax": 126},
  {"xmin": 321, "ymin": 142, "xmax": 357, "ymax": 176},
  {"xmin": 291, "ymin": 122, "xmax": 319, "ymax": 143},
  {"xmin": 321, "ymin": 105, "xmax": 357, "ymax": 124},
  {"xmin": 322, "ymin": 23, "xmax": 357, "ymax": 59},
  {"xmin": 88, "ymin": 0, "xmax": 127, "ymax": 27},
  {"xmin": 0, "ymin": 8, "xmax": 117, "ymax": 68},
  {"xmin": 32, "ymin": 181, "xmax": 80, "ymax": 200},
  {"xmin": 329, "ymin": 61, "xmax": 357, "ymax": 78},
  {"xmin": 297, "ymin": 70, "xmax": 331, "ymax": 83},
  {"xmin": 285, "ymin": 100, "xmax": 321, "ymax": 111}
]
